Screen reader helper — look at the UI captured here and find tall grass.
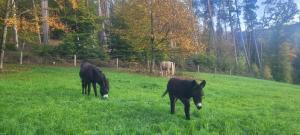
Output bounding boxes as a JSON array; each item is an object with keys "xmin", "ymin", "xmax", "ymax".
[{"xmin": 0, "ymin": 66, "xmax": 299, "ymax": 134}]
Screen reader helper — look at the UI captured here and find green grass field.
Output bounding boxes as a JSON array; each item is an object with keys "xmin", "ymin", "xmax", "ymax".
[{"xmin": 0, "ymin": 66, "xmax": 300, "ymax": 135}]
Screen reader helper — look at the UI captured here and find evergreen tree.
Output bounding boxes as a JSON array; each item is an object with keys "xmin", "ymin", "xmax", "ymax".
[
  {"xmin": 278, "ymin": 42, "xmax": 294, "ymax": 83},
  {"xmin": 262, "ymin": 0, "xmax": 298, "ymax": 82}
]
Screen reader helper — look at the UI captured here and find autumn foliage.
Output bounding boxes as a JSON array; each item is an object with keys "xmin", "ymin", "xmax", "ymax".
[{"xmin": 113, "ymin": 0, "xmax": 206, "ymax": 57}]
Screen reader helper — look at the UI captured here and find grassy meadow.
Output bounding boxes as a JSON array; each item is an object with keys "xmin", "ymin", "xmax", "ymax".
[{"xmin": 0, "ymin": 66, "xmax": 300, "ymax": 134}]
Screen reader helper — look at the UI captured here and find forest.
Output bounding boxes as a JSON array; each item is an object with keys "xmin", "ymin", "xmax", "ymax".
[{"xmin": 0, "ymin": 0, "xmax": 300, "ymax": 84}]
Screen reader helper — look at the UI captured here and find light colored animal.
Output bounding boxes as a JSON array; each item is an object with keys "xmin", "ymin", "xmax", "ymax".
[{"xmin": 160, "ymin": 61, "xmax": 175, "ymax": 76}]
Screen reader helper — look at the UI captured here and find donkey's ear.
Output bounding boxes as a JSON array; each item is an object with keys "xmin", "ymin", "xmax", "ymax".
[
  {"xmin": 192, "ymin": 80, "xmax": 198, "ymax": 86},
  {"xmin": 200, "ymin": 80, "xmax": 206, "ymax": 88}
]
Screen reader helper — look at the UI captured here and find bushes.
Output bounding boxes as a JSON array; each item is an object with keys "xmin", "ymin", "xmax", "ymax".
[
  {"xmin": 185, "ymin": 54, "xmax": 216, "ymax": 72},
  {"xmin": 252, "ymin": 64, "xmax": 260, "ymax": 78},
  {"xmin": 32, "ymin": 45, "xmax": 56, "ymax": 57},
  {"xmin": 31, "ymin": 33, "xmax": 108, "ymax": 60},
  {"xmin": 56, "ymin": 33, "xmax": 107, "ymax": 59},
  {"xmin": 263, "ymin": 65, "xmax": 273, "ymax": 80}
]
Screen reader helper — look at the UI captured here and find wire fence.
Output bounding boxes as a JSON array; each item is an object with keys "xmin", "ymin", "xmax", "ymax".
[{"xmin": 3, "ymin": 50, "xmax": 242, "ymax": 77}]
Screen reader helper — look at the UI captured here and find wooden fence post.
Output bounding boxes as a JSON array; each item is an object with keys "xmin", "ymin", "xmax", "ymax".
[
  {"xmin": 214, "ymin": 67, "xmax": 217, "ymax": 74},
  {"xmin": 20, "ymin": 42, "xmax": 25, "ymax": 65},
  {"xmin": 74, "ymin": 54, "xmax": 77, "ymax": 67},
  {"xmin": 116, "ymin": 58, "xmax": 119, "ymax": 70}
]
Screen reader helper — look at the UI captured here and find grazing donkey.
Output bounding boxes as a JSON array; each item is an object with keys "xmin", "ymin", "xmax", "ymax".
[
  {"xmin": 160, "ymin": 61, "xmax": 175, "ymax": 76},
  {"xmin": 162, "ymin": 78, "xmax": 206, "ymax": 120},
  {"xmin": 79, "ymin": 61, "xmax": 109, "ymax": 99}
]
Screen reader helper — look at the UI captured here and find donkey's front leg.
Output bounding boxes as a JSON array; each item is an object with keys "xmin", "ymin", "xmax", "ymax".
[
  {"xmin": 180, "ymin": 98, "xmax": 190, "ymax": 120},
  {"xmin": 92, "ymin": 82, "xmax": 97, "ymax": 96}
]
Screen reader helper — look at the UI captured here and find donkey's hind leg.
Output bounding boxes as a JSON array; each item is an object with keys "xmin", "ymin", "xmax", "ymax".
[
  {"xmin": 87, "ymin": 83, "xmax": 91, "ymax": 95},
  {"xmin": 81, "ymin": 81, "xmax": 87, "ymax": 95},
  {"xmin": 92, "ymin": 82, "xmax": 97, "ymax": 97},
  {"xmin": 81, "ymin": 80, "xmax": 85, "ymax": 95}
]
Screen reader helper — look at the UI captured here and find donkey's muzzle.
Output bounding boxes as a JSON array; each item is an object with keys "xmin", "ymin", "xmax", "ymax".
[
  {"xmin": 196, "ymin": 103, "xmax": 202, "ymax": 110},
  {"xmin": 102, "ymin": 94, "xmax": 109, "ymax": 99}
]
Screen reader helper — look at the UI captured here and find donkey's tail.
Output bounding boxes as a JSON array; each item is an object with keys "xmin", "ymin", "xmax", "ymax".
[{"xmin": 162, "ymin": 89, "xmax": 168, "ymax": 97}]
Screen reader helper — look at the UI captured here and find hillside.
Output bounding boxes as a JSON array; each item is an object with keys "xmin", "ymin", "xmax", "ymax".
[
  {"xmin": 255, "ymin": 23, "xmax": 300, "ymax": 48},
  {"xmin": 0, "ymin": 66, "xmax": 300, "ymax": 134}
]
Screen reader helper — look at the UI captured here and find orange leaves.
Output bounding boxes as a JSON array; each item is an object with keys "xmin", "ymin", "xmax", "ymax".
[
  {"xmin": 3, "ymin": 15, "xmax": 67, "ymax": 33},
  {"xmin": 3, "ymin": 17, "xmax": 37, "ymax": 33},
  {"xmin": 69, "ymin": 0, "xmax": 78, "ymax": 9},
  {"xmin": 113, "ymin": 0, "xmax": 206, "ymax": 55},
  {"xmin": 4, "ymin": 17, "xmax": 17, "ymax": 26},
  {"xmin": 19, "ymin": 19, "xmax": 38, "ymax": 33},
  {"xmin": 48, "ymin": 15, "xmax": 67, "ymax": 31}
]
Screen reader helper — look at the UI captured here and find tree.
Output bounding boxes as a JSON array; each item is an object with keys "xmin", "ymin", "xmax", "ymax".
[
  {"xmin": 243, "ymin": 0, "xmax": 261, "ymax": 71},
  {"xmin": 226, "ymin": 0, "xmax": 239, "ymax": 66},
  {"xmin": 112, "ymin": 0, "xmax": 204, "ymax": 73},
  {"xmin": 41, "ymin": 0, "xmax": 49, "ymax": 44},
  {"xmin": 53, "ymin": 0, "xmax": 107, "ymax": 62},
  {"xmin": 193, "ymin": 0, "xmax": 216, "ymax": 54},
  {"xmin": 263, "ymin": 65, "xmax": 273, "ymax": 80},
  {"xmin": 32, "ymin": 0, "xmax": 42, "ymax": 44},
  {"xmin": 12, "ymin": 0, "xmax": 19, "ymax": 49},
  {"xmin": 97, "ymin": 0, "xmax": 112, "ymax": 46},
  {"xmin": 0, "ymin": 0, "xmax": 11, "ymax": 69},
  {"xmin": 262, "ymin": 0, "xmax": 298, "ymax": 82},
  {"xmin": 262, "ymin": 0, "xmax": 299, "ymax": 28},
  {"xmin": 293, "ymin": 49, "xmax": 300, "ymax": 84},
  {"xmin": 277, "ymin": 42, "xmax": 295, "ymax": 83},
  {"xmin": 235, "ymin": 0, "xmax": 250, "ymax": 70}
]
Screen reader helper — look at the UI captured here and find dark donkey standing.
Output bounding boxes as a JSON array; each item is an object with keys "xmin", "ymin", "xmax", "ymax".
[
  {"xmin": 162, "ymin": 78, "xmax": 206, "ymax": 120},
  {"xmin": 79, "ymin": 61, "xmax": 109, "ymax": 99}
]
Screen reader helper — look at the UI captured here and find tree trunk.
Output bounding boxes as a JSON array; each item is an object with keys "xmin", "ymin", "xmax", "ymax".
[
  {"xmin": 106, "ymin": 0, "xmax": 110, "ymax": 17},
  {"xmin": 260, "ymin": 40, "xmax": 263, "ymax": 66},
  {"xmin": 235, "ymin": 0, "xmax": 250, "ymax": 70},
  {"xmin": 32, "ymin": 0, "xmax": 42, "ymax": 44},
  {"xmin": 151, "ymin": 57, "xmax": 155, "ymax": 73},
  {"xmin": 98, "ymin": 0, "xmax": 108, "ymax": 46},
  {"xmin": 12, "ymin": 0, "xmax": 19, "ymax": 48},
  {"xmin": 207, "ymin": 0, "xmax": 215, "ymax": 54},
  {"xmin": 149, "ymin": 0, "xmax": 155, "ymax": 73},
  {"xmin": 0, "ymin": 0, "xmax": 11, "ymax": 69},
  {"xmin": 41, "ymin": 0, "xmax": 49, "ymax": 45},
  {"xmin": 222, "ymin": 0, "xmax": 227, "ymax": 40},
  {"xmin": 97, "ymin": 0, "xmax": 102, "ymax": 16},
  {"xmin": 229, "ymin": 8, "xmax": 238, "ymax": 66},
  {"xmin": 86, "ymin": 0, "xmax": 89, "ymax": 7},
  {"xmin": 253, "ymin": 30, "xmax": 262, "ymax": 70}
]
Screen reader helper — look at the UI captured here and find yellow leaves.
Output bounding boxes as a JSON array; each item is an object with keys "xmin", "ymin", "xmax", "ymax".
[
  {"xmin": 113, "ymin": 0, "xmax": 206, "ymax": 56},
  {"xmin": 53, "ymin": 0, "xmax": 65, "ymax": 10},
  {"xmin": 2, "ymin": 15, "xmax": 67, "ymax": 33},
  {"xmin": 4, "ymin": 17, "xmax": 17, "ymax": 26},
  {"xmin": 4, "ymin": 17, "xmax": 39, "ymax": 33},
  {"xmin": 48, "ymin": 15, "xmax": 67, "ymax": 31},
  {"xmin": 69, "ymin": 0, "xmax": 78, "ymax": 9},
  {"xmin": 54, "ymin": 0, "xmax": 78, "ymax": 10},
  {"xmin": 19, "ymin": 19, "xmax": 39, "ymax": 33}
]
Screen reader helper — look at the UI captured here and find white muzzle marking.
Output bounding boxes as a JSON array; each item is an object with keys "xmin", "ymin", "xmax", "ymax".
[
  {"xmin": 197, "ymin": 103, "xmax": 202, "ymax": 108},
  {"xmin": 103, "ymin": 94, "xmax": 108, "ymax": 98}
]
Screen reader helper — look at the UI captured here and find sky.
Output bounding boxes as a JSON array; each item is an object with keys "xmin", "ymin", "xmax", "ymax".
[
  {"xmin": 256, "ymin": 0, "xmax": 300, "ymax": 20},
  {"xmin": 239, "ymin": 0, "xmax": 300, "ymax": 30}
]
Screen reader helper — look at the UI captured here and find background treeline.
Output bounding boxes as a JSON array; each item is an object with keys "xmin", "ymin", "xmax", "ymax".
[{"xmin": 0, "ymin": 0, "xmax": 300, "ymax": 84}]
